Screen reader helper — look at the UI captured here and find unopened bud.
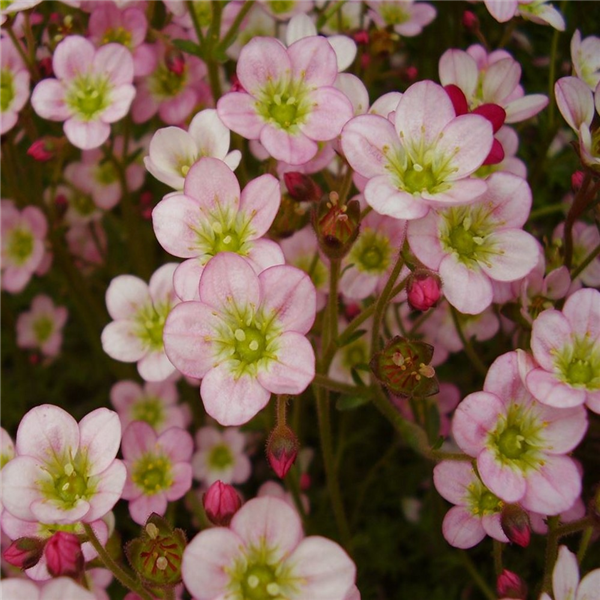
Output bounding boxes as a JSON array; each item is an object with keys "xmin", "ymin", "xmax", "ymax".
[
  {"xmin": 500, "ymin": 504, "xmax": 531, "ymax": 547},
  {"xmin": 45, "ymin": 531, "xmax": 83, "ymax": 577},
  {"xmin": 497, "ymin": 569, "xmax": 527, "ymax": 599},
  {"xmin": 266, "ymin": 424, "xmax": 299, "ymax": 479},
  {"xmin": 27, "ymin": 137, "xmax": 60, "ymax": 162},
  {"xmin": 572, "ymin": 170, "xmax": 585, "ymax": 191},
  {"xmin": 353, "ymin": 30, "xmax": 369, "ymax": 45},
  {"xmin": 165, "ymin": 49, "xmax": 186, "ymax": 76},
  {"xmin": 2, "ymin": 537, "xmax": 45, "ymax": 570},
  {"xmin": 203, "ymin": 481, "xmax": 242, "ymax": 526},
  {"xmin": 313, "ymin": 194, "xmax": 360, "ymax": 259},
  {"xmin": 462, "ymin": 10, "xmax": 479, "ymax": 30},
  {"xmin": 284, "ymin": 172, "xmax": 322, "ymax": 203},
  {"xmin": 407, "ymin": 269, "xmax": 442, "ymax": 312}
]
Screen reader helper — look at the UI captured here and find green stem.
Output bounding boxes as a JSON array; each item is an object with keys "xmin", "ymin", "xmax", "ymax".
[
  {"xmin": 324, "ymin": 259, "xmax": 341, "ymax": 355},
  {"xmin": 186, "ymin": 0, "xmax": 205, "ymax": 46},
  {"xmin": 312, "ymin": 373, "xmax": 371, "ymax": 396},
  {"xmin": 528, "ymin": 203, "xmax": 566, "ymax": 221},
  {"xmin": 83, "ymin": 523, "xmax": 153, "ymax": 600},
  {"xmin": 493, "ymin": 539, "xmax": 503, "ymax": 578},
  {"xmin": 4, "ymin": 22, "xmax": 39, "ymax": 80},
  {"xmin": 217, "ymin": 1, "xmax": 255, "ymax": 52},
  {"xmin": 276, "ymin": 394, "xmax": 288, "ymax": 425},
  {"xmin": 577, "ymin": 526, "xmax": 593, "ymax": 564},
  {"xmin": 458, "ymin": 551, "xmax": 496, "ymax": 600},
  {"xmin": 185, "ymin": 490, "xmax": 212, "ymax": 530},
  {"xmin": 450, "ymin": 306, "xmax": 488, "ymax": 377},
  {"xmin": 571, "ymin": 241, "xmax": 600, "ymax": 281},
  {"xmin": 542, "ymin": 516, "xmax": 561, "ymax": 595},
  {"xmin": 285, "ymin": 467, "xmax": 308, "ymax": 525}
]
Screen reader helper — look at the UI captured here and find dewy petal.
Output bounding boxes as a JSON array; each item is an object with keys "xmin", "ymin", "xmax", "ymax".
[
  {"xmin": 30, "ymin": 79, "xmax": 69, "ymax": 121},
  {"xmin": 162, "ymin": 302, "xmax": 221, "ymax": 379},
  {"xmin": 530, "ymin": 309, "xmax": 572, "ymax": 371},
  {"xmin": 438, "ymin": 50, "xmax": 478, "ymax": 100},
  {"xmin": 105, "ymin": 274, "xmax": 150, "ymax": 320},
  {"xmin": 184, "ymin": 157, "xmax": 241, "ymax": 212},
  {"xmin": 201, "ymin": 362, "xmax": 271, "ymax": 426},
  {"xmin": 231, "ymin": 497, "xmax": 303, "ymax": 562},
  {"xmin": 562, "ymin": 288, "xmax": 600, "ymax": 340},
  {"xmin": 137, "ymin": 350, "xmax": 177, "ymax": 383},
  {"xmin": 286, "ymin": 536, "xmax": 356, "ymax": 600},
  {"xmin": 477, "ymin": 448, "xmax": 527, "ymax": 503},
  {"xmin": 300, "ymin": 87, "xmax": 354, "ymax": 141},
  {"xmin": 480, "ymin": 230, "xmax": 539, "ymax": 282},
  {"xmin": 101, "ymin": 320, "xmax": 148, "ymax": 362},
  {"xmin": 217, "ymin": 92, "xmax": 265, "ymax": 140},
  {"xmin": 433, "ymin": 460, "xmax": 477, "ymax": 505},
  {"xmin": 189, "ymin": 109, "xmax": 231, "ymax": 160},
  {"xmin": 554, "ymin": 77, "xmax": 594, "ymax": 130},
  {"xmin": 93, "ymin": 43, "xmax": 134, "ymax": 87},
  {"xmin": 258, "ymin": 265, "xmax": 316, "ymax": 333},
  {"xmin": 237, "ymin": 37, "xmax": 291, "ymax": 97},
  {"xmin": 442, "ymin": 505, "xmax": 486, "ymax": 549},
  {"xmin": 452, "ymin": 391, "xmax": 503, "ymax": 456},
  {"xmin": 64, "ymin": 118, "xmax": 111, "ymax": 151},
  {"xmin": 482, "ymin": 58, "xmax": 521, "ymax": 103},
  {"xmin": 53, "ymin": 35, "xmax": 95, "ymax": 81},
  {"xmin": 288, "ymin": 36, "xmax": 338, "ymax": 87},
  {"xmin": 239, "ymin": 173, "xmax": 280, "ymax": 238},
  {"xmin": 365, "ymin": 176, "xmax": 429, "ymax": 221},
  {"xmin": 553, "ymin": 546, "xmax": 580, "ymax": 600},
  {"xmin": 395, "ymin": 81, "xmax": 456, "ymax": 147},
  {"xmin": 79, "ymin": 408, "xmax": 121, "ymax": 476},
  {"xmin": 257, "ymin": 331, "xmax": 315, "ymax": 394},
  {"xmin": 182, "ymin": 527, "xmax": 242, "ymax": 600},
  {"xmin": 260, "ymin": 124, "xmax": 318, "ymax": 165},
  {"xmin": 439, "ymin": 256, "xmax": 493, "ymax": 315}
]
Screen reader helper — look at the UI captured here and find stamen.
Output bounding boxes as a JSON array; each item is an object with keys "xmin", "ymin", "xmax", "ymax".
[
  {"xmin": 267, "ymin": 583, "xmax": 280, "ymax": 596},
  {"xmin": 462, "ymin": 216, "xmax": 472, "ymax": 231},
  {"xmin": 248, "ymin": 575, "xmax": 260, "ymax": 589},
  {"xmin": 156, "ymin": 556, "xmax": 168, "ymax": 570},
  {"xmin": 418, "ymin": 364, "xmax": 435, "ymax": 378},
  {"xmin": 146, "ymin": 523, "xmax": 159, "ymax": 539},
  {"xmin": 223, "ymin": 235, "xmax": 232, "ymax": 244},
  {"xmin": 413, "ymin": 163, "xmax": 423, "ymax": 172},
  {"xmin": 211, "ymin": 222, "xmax": 223, "ymax": 234},
  {"xmin": 234, "ymin": 329, "xmax": 246, "ymax": 341},
  {"xmin": 64, "ymin": 463, "xmax": 74, "ymax": 476},
  {"xmin": 249, "ymin": 340, "xmax": 259, "ymax": 351}
]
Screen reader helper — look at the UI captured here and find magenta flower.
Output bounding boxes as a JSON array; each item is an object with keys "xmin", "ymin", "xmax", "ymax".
[
  {"xmin": 571, "ymin": 30, "xmax": 600, "ymax": 90},
  {"xmin": 452, "ymin": 351, "xmax": 588, "ymax": 515},
  {"xmin": 527, "ymin": 288, "xmax": 600, "ymax": 413},
  {"xmin": 0, "ymin": 38, "xmax": 30, "ymax": 135},
  {"xmin": 121, "ymin": 421, "xmax": 193, "ymax": 525},
  {"xmin": 367, "ymin": 0, "xmax": 436, "ymax": 37},
  {"xmin": 153, "ymin": 157, "xmax": 284, "ymax": 301},
  {"xmin": 1, "ymin": 404, "xmax": 126, "ymax": 525},
  {"xmin": 407, "ymin": 172, "xmax": 540, "ymax": 314},
  {"xmin": 163, "ymin": 252, "xmax": 316, "ymax": 426},
  {"xmin": 16, "ymin": 294, "xmax": 68, "ymax": 358},
  {"xmin": 181, "ymin": 496, "xmax": 356, "ymax": 600},
  {"xmin": 31, "ymin": 35, "xmax": 135, "ymax": 150},
  {"xmin": 341, "ymin": 81, "xmax": 493, "ymax": 220},
  {"xmin": 217, "ymin": 36, "xmax": 354, "ymax": 165}
]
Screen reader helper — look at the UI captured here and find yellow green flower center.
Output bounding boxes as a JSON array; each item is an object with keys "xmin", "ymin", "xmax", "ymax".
[
  {"xmin": 150, "ymin": 64, "xmax": 187, "ymax": 99},
  {"xmin": 349, "ymin": 228, "xmax": 392, "ymax": 273},
  {"xmin": 135, "ymin": 302, "xmax": 172, "ymax": 352},
  {"xmin": 131, "ymin": 397, "xmax": 165, "ymax": 429},
  {"xmin": 132, "ymin": 453, "xmax": 173, "ymax": 495},
  {"xmin": 208, "ymin": 443, "xmax": 234, "ymax": 470},
  {"xmin": 102, "ymin": 26, "xmax": 132, "ymax": 47},
  {"xmin": 33, "ymin": 316, "xmax": 54, "ymax": 343},
  {"xmin": 7, "ymin": 227, "xmax": 34, "ymax": 264},
  {"xmin": 1, "ymin": 68, "xmax": 15, "ymax": 112},
  {"xmin": 66, "ymin": 75, "xmax": 111, "ymax": 120}
]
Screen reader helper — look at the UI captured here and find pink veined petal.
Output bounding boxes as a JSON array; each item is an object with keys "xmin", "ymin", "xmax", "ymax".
[
  {"xmin": 216, "ymin": 92, "xmax": 265, "ymax": 140},
  {"xmin": 526, "ymin": 369, "xmax": 587, "ymax": 409},
  {"xmin": 364, "ymin": 176, "xmax": 430, "ymax": 221},
  {"xmin": 149, "ymin": 263, "xmax": 178, "ymax": 304},
  {"xmin": 335, "ymin": 73, "xmax": 369, "ymax": 116},
  {"xmin": 433, "ymin": 460, "xmax": 477, "ymax": 505},
  {"xmin": 1, "ymin": 456, "xmax": 46, "ymax": 521},
  {"xmin": 479, "ymin": 229, "xmax": 539, "ymax": 282},
  {"xmin": 158, "ymin": 89, "xmax": 198, "ymax": 125},
  {"xmin": 551, "ymin": 546, "xmax": 580, "ymax": 600},
  {"xmin": 539, "ymin": 404, "xmax": 588, "ymax": 453},
  {"xmin": 105, "ymin": 274, "xmax": 150, "ymax": 320},
  {"xmin": 341, "ymin": 114, "xmax": 401, "ymax": 178},
  {"xmin": 482, "ymin": 58, "xmax": 521, "ymax": 103},
  {"xmin": 395, "ymin": 81, "xmax": 456, "ymax": 147},
  {"xmin": 484, "ymin": 0, "xmax": 517, "ymax": 22},
  {"xmin": 93, "ymin": 43, "xmax": 134, "ymax": 87},
  {"xmin": 438, "ymin": 49, "xmax": 478, "ymax": 100},
  {"xmin": 110, "ymin": 380, "xmax": 143, "ymax": 412},
  {"xmin": 481, "ymin": 513, "xmax": 510, "ymax": 543},
  {"xmin": 530, "ymin": 309, "xmax": 572, "ymax": 371},
  {"xmin": 200, "ymin": 252, "xmax": 261, "ymax": 312},
  {"xmin": 260, "ymin": 124, "xmax": 318, "ymax": 165},
  {"xmin": 162, "ymin": 301, "xmax": 222, "ymax": 379},
  {"xmin": 146, "ymin": 127, "xmax": 196, "ymax": 189},
  {"xmin": 137, "ymin": 350, "xmax": 177, "ymax": 383},
  {"xmin": 288, "ymin": 36, "xmax": 338, "ymax": 88},
  {"xmin": 480, "ymin": 171, "xmax": 532, "ymax": 228},
  {"xmin": 30, "ymin": 79, "xmax": 70, "ymax": 121},
  {"xmin": 555, "ymin": 77, "xmax": 594, "ymax": 130},
  {"xmin": 258, "ymin": 265, "xmax": 316, "ymax": 333},
  {"xmin": 439, "ymin": 256, "xmax": 493, "ymax": 315},
  {"xmin": 83, "ymin": 460, "xmax": 127, "ymax": 522},
  {"xmin": 421, "ymin": 179, "xmax": 488, "ymax": 207},
  {"xmin": 101, "ymin": 320, "xmax": 148, "ymax": 363},
  {"xmin": 42, "ymin": 579, "xmax": 96, "ymax": 600},
  {"xmin": 452, "ymin": 391, "xmax": 504, "ymax": 456},
  {"xmin": 79, "ymin": 408, "xmax": 122, "ymax": 476},
  {"xmin": 286, "ymin": 536, "xmax": 356, "ymax": 600},
  {"xmin": 122, "ymin": 7, "xmax": 148, "ymax": 47},
  {"xmin": 159, "ymin": 427, "xmax": 194, "ymax": 463},
  {"xmin": 63, "ymin": 118, "xmax": 111, "ymax": 150},
  {"xmin": 31, "ymin": 496, "xmax": 91, "ymax": 525},
  {"xmin": 239, "ymin": 173, "xmax": 280, "ymax": 238},
  {"xmin": 521, "ymin": 455, "xmax": 582, "ymax": 516},
  {"xmin": 237, "ymin": 37, "xmax": 291, "ymax": 97},
  {"xmin": 189, "ymin": 109, "xmax": 231, "ymax": 159},
  {"xmin": 586, "ymin": 389, "xmax": 600, "ymax": 415},
  {"xmin": 184, "ymin": 157, "xmax": 241, "ymax": 213},
  {"xmin": 100, "ymin": 85, "xmax": 136, "ymax": 123},
  {"xmin": 122, "ymin": 421, "xmax": 157, "ymax": 460},
  {"xmin": 300, "ymin": 87, "xmax": 354, "ymax": 141},
  {"xmin": 257, "ymin": 332, "xmax": 315, "ymax": 394},
  {"xmin": 483, "ymin": 351, "xmax": 532, "ymax": 405},
  {"xmin": 165, "ymin": 462, "xmax": 193, "ymax": 501},
  {"xmin": 231, "ymin": 497, "xmax": 303, "ymax": 560},
  {"xmin": 201, "ymin": 363, "xmax": 271, "ymax": 426},
  {"xmin": 182, "ymin": 528, "xmax": 243, "ymax": 600},
  {"xmin": 477, "ymin": 448, "xmax": 527, "ymax": 503},
  {"xmin": 129, "ymin": 492, "xmax": 168, "ymax": 525},
  {"xmin": 339, "ymin": 268, "xmax": 378, "ymax": 300},
  {"xmin": 407, "ymin": 212, "xmax": 445, "ymax": 269},
  {"xmin": 173, "ymin": 259, "xmax": 203, "ymax": 301},
  {"xmin": 246, "ymin": 239, "xmax": 286, "ymax": 273},
  {"xmin": 441, "ymin": 505, "xmax": 486, "ymax": 549},
  {"xmin": 232, "ymin": 454, "xmax": 252, "ymax": 484},
  {"xmin": 562, "ymin": 288, "xmax": 600, "ymax": 340},
  {"xmin": 505, "ymin": 94, "xmax": 549, "ymax": 123},
  {"xmin": 53, "ymin": 35, "xmax": 95, "ymax": 81},
  {"xmin": 577, "ymin": 570, "xmax": 600, "ymax": 600}
]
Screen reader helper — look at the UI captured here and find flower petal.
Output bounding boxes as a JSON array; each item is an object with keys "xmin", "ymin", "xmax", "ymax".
[
  {"xmin": 79, "ymin": 408, "xmax": 122, "ymax": 475},
  {"xmin": 442, "ymin": 505, "xmax": 485, "ymax": 549}
]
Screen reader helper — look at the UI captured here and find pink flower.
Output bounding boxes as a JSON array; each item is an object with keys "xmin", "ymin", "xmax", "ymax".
[
  {"xmin": 0, "ymin": 38, "xmax": 30, "ymax": 134},
  {"xmin": 163, "ymin": 252, "xmax": 316, "ymax": 426},
  {"xmin": 217, "ymin": 36, "xmax": 353, "ymax": 165},
  {"xmin": 527, "ymin": 288, "xmax": 600, "ymax": 413},
  {"xmin": 16, "ymin": 294, "xmax": 68, "ymax": 358},
  {"xmin": 121, "ymin": 421, "xmax": 193, "ymax": 525},
  {"xmin": 181, "ymin": 496, "xmax": 356, "ymax": 600},
  {"xmin": 341, "ymin": 81, "xmax": 493, "ymax": 220},
  {"xmin": 540, "ymin": 545, "xmax": 600, "ymax": 600},
  {"xmin": 1, "ymin": 200, "xmax": 48, "ymax": 294},
  {"xmin": 483, "ymin": 0, "xmax": 565, "ymax": 30},
  {"xmin": 367, "ymin": 0, "xmax": 436, "ymax": 37},
  {"xmin": 452, "ymin": 351, "xmax": 587, "ymax": 515},
  {"xmin": 0, "ymin": 577, "xmax": 96, "ymax": 600},
  {"xmin": 152, "ymin": 158, "xmax": 284, "ymax": 301},
  {"xmin": 407, "ymin": 172, "xmax": 539, "ymax": 314},
  {"xmin": 571, "ymin": 30, "xmax": 600, "ymax": 90},
  {"xmin": 552, "ymin": 221, "xmax": 600, "ymax": 287},
  {"xmin": 31, "ymin": 35, "xmax": 136, "ymax": 150},
  {"xmin": 101, "ymin": 263, "xmax": 180, "ymax": 382},
  {"xmin": 1, "ymin": 404, "xmax": 126, "ymax": 524}
]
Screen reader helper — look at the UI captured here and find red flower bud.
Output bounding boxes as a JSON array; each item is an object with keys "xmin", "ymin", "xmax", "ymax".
[
  {"xmin": 353, "ymin": 30, "xmax": 369, "ymax": 45},
  {"xmin": 284, "ymin": 172, "xmax": 322, "ymax": 203},
  {"xmin": 462, "ymin": 10, "xmax": 479, "ymax": 30},
  {"xmin": 407, "ymin": 269, "xmax": 442, "ymax": 312},
  {"xmin": 313, "ymin": 193, "xmax": 361, "ymax": 259},
  {"xmin": 27, "ymin": 138, "xmax": 58, "ymax": 162},
  {"xmin": 266, "ymin": 424, "xmax": 299, "ymax": 479},
  {"xmin": 165, "ymin": 50, "xmax": 186, "ymax": 76},
  {"xmin": 500, "ymin": 504, "xmax": 531, "ymax": 548},
  {"xmin": 572, "ymin": 170, "xmax": 585, "ymax": 190},
  {"xmin": 203, "ymin": 481, "xmax": 242, "ymax": 526},
  {"xmin": 2, "ymin": 537, "xmax": 45, "ymax": 570},
  {"xmin": 45, "ymin": 531, "xmax": 84, "ymax": 577},
  {"xmin": 299, "ymin": 472, "xmax": 311, "ymax": 491},
  {"xmin": 497, "ymin": 569, "xmax": 527, "ymax": 599}
]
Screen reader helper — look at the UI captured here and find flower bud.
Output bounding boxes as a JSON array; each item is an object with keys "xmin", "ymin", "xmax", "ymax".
[
  {"xmin": 203, "ymin": 481, "xmax": 242, "ymax": 526},
  {"xmin": 500, "ymin": 504, "xmax": 531, "ymax": 548},
  {"xmin": 284, "ymin": 172, "xmax": 322, "ymax": 204},
  {"xmin": 572, "ymin": 170, "xmax": 585, "ymax": 191},
  {"xmin": 2, "ymin": 537, "xmax": 45, "ymax": 570},
  {"xmin": 45, "ymin": 531, "xmax": 84, "ymax": 578},
  {"xmin": 353, "ymin": 30, "xmax": 369, "ymax": 45},
  {"xmin": 313, "ymin": 193, "xmax": 361, "ymax": 259},
  {"xmin": 370, "ymin": 336, "xmax": 439, "ymax": 398},
  {"xmin": 407, "ymin": 269, "xmax": 442, "ymax": 312},
  {"xmin": 165, "ymin": 49, "xmax": 186, "ymax": 76},
  {"xmin": 497, "ymin": 569, "xmax": 527, "ymax": 599},
  {"xmin": 462, "ymin": 10, "xmax": 479, "ymax": 30},
  {"xmin": 266, "ymin": 424, "xmax": 299, "ymax": 479},
  {"xmin": 27, "ymin": 137, "xmax": 60, "ymax": 162}
]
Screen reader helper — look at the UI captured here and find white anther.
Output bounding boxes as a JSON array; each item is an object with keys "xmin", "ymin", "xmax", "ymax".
[
  {"xmin": 267, "ymin": 583, "xmax": 280, "ymax": 595},
  {"xmin": 211, "ymin": 221, "xmax": 223, "ymax": 234},
  {"xmin": 145, "ymin": 523, "xmax": 159, "ymax": 539},
  {"xmin": 156, "ymin": 556, "xmax": 168, "ymax": 571},
  {"xmin": 473, "ymin": 236, "xmax": 484, "ymax": 246},
  {"xmin": 392, "ymin": 352, "xmax": 405, "ymax": 367},
  {"xmin": 235, "ymin": 329, "xmax": 246, "ymax": 341},
  {"xmin": 64, "ymin": 463, "xmax": 74, "ymax": 476},
  {"xmin": 413, "ymin": 163, "xmax": 423, "ymax": 172},
  {"xmin": 248, "ymin": 575, "xmax": 260, "ymax": 589},
  {"xmin": 62, "ymin": 482, "xmax": 70, "ymax": 491},
  {"xmin": 249, "ymin": 340, "xmax": 259, "ymax": 351},
  {"xmin": 462, "ymin": 216, "xmax": 472, "ymax": 231},
  {"xmin": 286, "ymin": 97, "xmax": 296, "ymax": 105},
  {"xmin": 273, "ymin": 94, "xmax": 282, "ymax": 105},
  {"xmin": 223, "ymin": 235, "xmax": 232, "ymax": 244}
]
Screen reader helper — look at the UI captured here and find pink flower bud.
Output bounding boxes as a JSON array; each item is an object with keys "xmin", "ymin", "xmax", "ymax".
[
  {"xmin": 299, "ymin": 472, "xmax": 311, "ymax": 491},
  {"xmin": 284, "ymin": 172, "xmax": 322, "ymax": 204},
  {"xmin": 266, "ymin": 424, "xmax": 299, "ymax": 479},
  {"xmin": 353, "ymin": 30, "xmax": 369, "ymax": 45},
  {"xmin": 165, "ymin": 50, "xmax": 186, "ymax": 76},
  {"xmin": 404, "ymin": 65, "xmax": 418, "ymax": 82},
  {"xmin": 203, "ymin": 481, "xmax": 242, "ymax": 526},
  {"xmin": 407, "ymin": 270, "xmax": 442, "ymax": 312},
  {"xmin": 497, "ymin": 569, "xmax": 527, "ymax": 599},
  {"xmin": 27, "ymin": 138, "xmax": 57, "ymax": 162},
  {"xmin": 462, "ymin": 10, "xmax": 479, "ymax": 30},
  {"xmin": 572, "ymin": 170, "xmax": 585, "ymax": 190},
  {"xmin": 500, "ymin": 504, "xmax": 531, "ymax": 548},
  {"xmin": 2, "ymin": 537, "xmax": 45, "ymax": 570},
  {"xmin": 45, "ymin": 531, "xmax": 84, "ymax": 577}
]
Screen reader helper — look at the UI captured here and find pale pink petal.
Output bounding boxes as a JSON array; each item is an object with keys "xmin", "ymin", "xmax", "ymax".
[
  {"xmin": 31, "ymin": 496, "xmax": 90, "ymax": 524},
  {"xmin": 439, "ymin": 257, "xmax": 493, "ymax": 315},
  {"xmin": 217, "ymin": 92, "xmax": 265, "ymax": 139},
  {"xmin": 105, "ymin": 275, "xmax": 149, "ymax": 320},
  {"xmin": 438, "ymin": 50, "xmax": 478, "ymax": 99},
  {"xmin": 433, "ymin": 461, "xmax": 476, "ymax": 505},
  {"xmin": 329, "ymin": 35, "xmax": 357, "ymax": 72},
  {"xmin": 64, "ymin": 118, "xmax": 111, "ymax": 150},
  {"xmin": 562, "ymin": 288, "xmax": 600, "ymax": 340},
  {"xmin": 288, "ymin": 36, "xmax": 338, "ymax": 87},
  {"xmin": 482, "ymin": 58, "xmax": 520, "ymax": 103},
  {"xmin": 258, "ymin": 265, "xmax": 315, "ymax": 332},
  {"xmin": 149, "ymin": 262, "xmax": 178, "ymax": 303},
  {"xmin": 442, "ymin": 506, "xmax": 486, "ymax": 549},
  {"xmin": 422, "ymin": 179, "xmax": 488, "ymax": 207},
  {"xmin": 101, "ymin": 320, "xmax": 147, "ymax": 362},
  {"xmin": 481, "ymin": 171, "xmax": 532, "ymax": 228},
  {"xmin": 551, "ymin": 546, "xmax": 580, "ymax": 600},
  {"xmin": 159, "ymin": 89, "xmax": 197, "ymax": 125},
  {"xmin": 541, "ymin": 405, "xmax": 588, "ymax": 453},
  {"xmin": 555, "ymin": 77, "xmax": 594, "ymax": 130},
  {"xmin": 84, "ymin": 460, "xmax": 127, "ymax": 522},
  {"xmin": 237, "ymin": 37, "xmax": 291, "ymax": 97},
  {"xmin": 184, "ymin": 157, "xmax": 241, "ymax": 212},
  {"xmin": 365, "ymin": 176, "xmax": 429, "ymax": 220},
  {"xmin": 173, "ymin": 259, "xmax": 203, "ymax": 301},
  {"xmin": 122, "ymin": 421, "xmax": 156, "ymax": 460},
  {"xmin": 339, "ymin": 268, "xmax": 378, "ymax": 300},
  {"xmin": 526, "ymin": 369, "xmax": 586, "ymax": 409},
  {"xmin": 240, "ymin": 173, "xmax": 280, "ymax": 238},
  {"xmin": 1, "ymin": 457, "xmax": 46, "ymax": 520},
  {"xmin": 30, "ymin": 79, "xmax": 69, "ymax": 121},
  {"xmin": 483, "ymin": 351, "xmax": 531, "ymax": 403},
  {"xmin": 53, "ymin": 35, "xmax": 95, "ymax": 81},
  {"xmin": 246, "ymin": 239, "xmax": 285, "ymax": 272},
  {"xmin": 79, "ymin": 408, "xmax": 121, "ymax": 475},
  {"xmin": 484, "ymin": 0, "xmax": 517, "ymax": 22},
  {"xmin": 260, "ymin": 124, "xmax": 318, "ymax": 165},
  {"xmin": 94, "ymin": 43, "xmax": 134, "ymax": 87},
  {"xmin": 146, "ymin": 127, "xmax": 197, "ymax": 189},
  {"xmin": 300, "ymin": 87, "xmax": 354, "ymax": 141},
  {"xmin": 189, "ymin": 109, "xmax": 230, "ymax": 159},
  {"xmin": 223, "ymin": 150, "xmax": 242, "ymax": 171},
  {"xmin": 477, "ymin": 448, "xmax": 526, "ymax": 503},
  {"xmin": 100, "ymin": 85, "xmax": 136, "ymax": 123},
  {"xmin": 452, "ymin": 391, "xmax": 503, "ymax": 456},
  {"xmin": 201, "ymin": 362, "xmax": 271, "ymax": 426},
  {"xmin": 480, "ymin": 230, "xmax": 539, "ymax": 282},
  {"xmin": 407, "ymin": 213, "xmax": 445, "ymax": 269},
  {"xmin": 165, "ymin": 463, "xmax": 192, "ymax": 501},
  {"xmin": 129, "ymin": 493, "xmax": 167, "ymax": 524},
  {"xmin": 137, "ymin": 350, "xmax": 177, "ymax": 382},
  {"xmin": 481, "ymin": 513, "xmax": 509, "ymax": 542},
  {"xmin": 159, "ymin": 427, "xmax": 194, "ymax": 462},
  {"xmin": 0, "ymin": 579, "xmax": 40, "ymax": 599},
  {"xmin": 577, "ymin": 570, "xmax": 600, "ymax": 600},
  {"xmin": 531, "ymin": 309, "xmax": 572, "ymax": 371},
  {"xmin": 505, "ymin": 94, "xmax": 548, "ymax": 123}
]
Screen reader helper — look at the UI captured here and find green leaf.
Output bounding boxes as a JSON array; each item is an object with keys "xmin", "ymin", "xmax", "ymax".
[
  {"xmin": 172, "ymin": 38, "xmax": 203, "ymax": 58},
  {"xmin": 337, "ymin": 328, "xmax": 367, "ymax": 347},
  {"xmin": 336, "ymin": 395, "xmax": 370, "ymax": 411},
  {"xmin": 350, "ymin": 368, "xmax": 365, "ymax": 387}
]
